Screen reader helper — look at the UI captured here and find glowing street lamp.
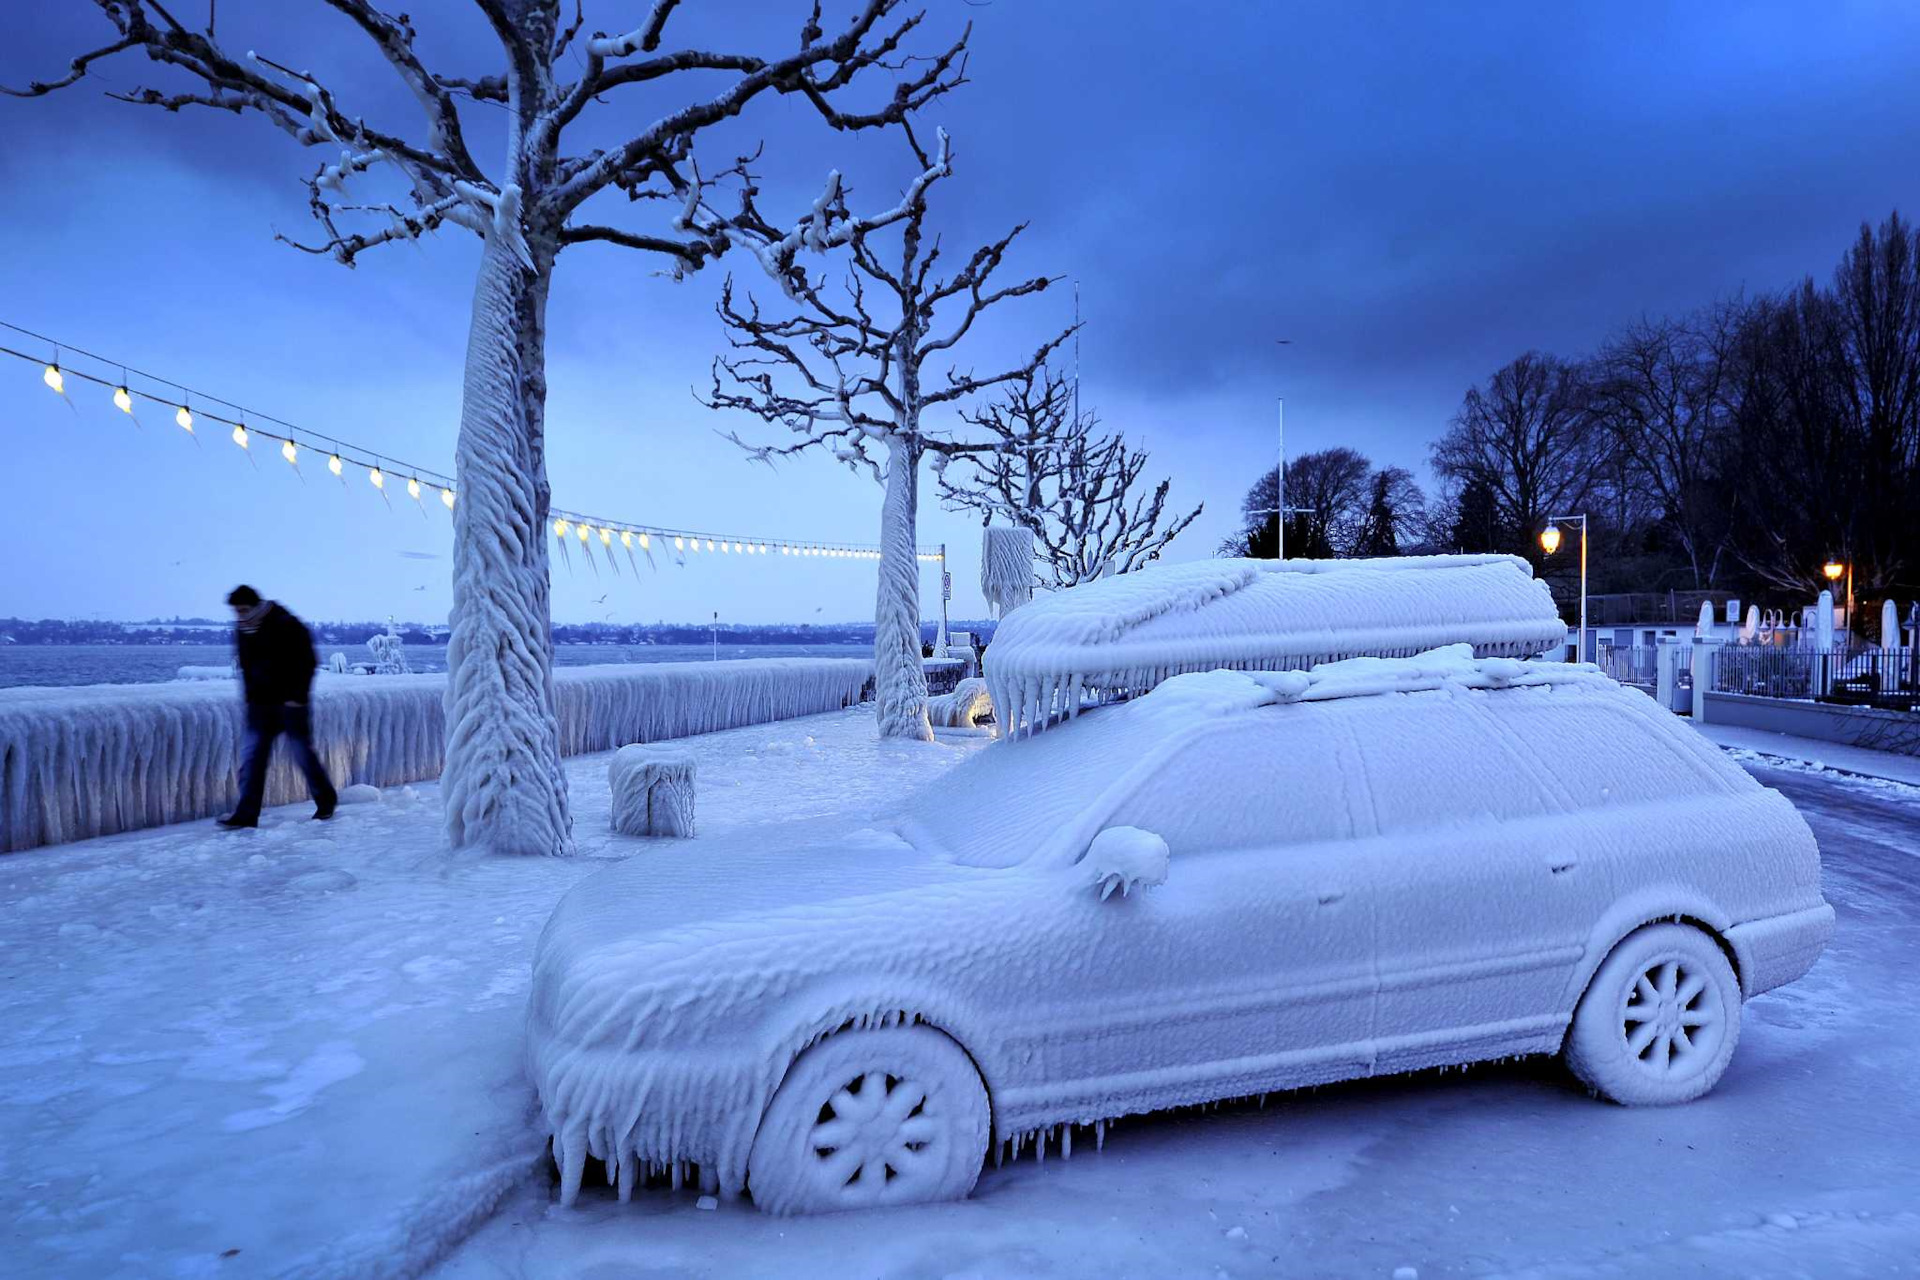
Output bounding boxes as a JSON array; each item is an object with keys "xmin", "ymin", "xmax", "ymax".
[
  {"xmin": 1541, "ymin": 515, "xmax": 1588, "ymax": 664},
  {"xmin": 1822, "ymin": 559, "xmax": 1852, "ymax": 637}
]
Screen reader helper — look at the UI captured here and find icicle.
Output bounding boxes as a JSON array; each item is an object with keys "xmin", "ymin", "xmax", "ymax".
[
  {"xmin": 1062, "ymin": 1126, "xmax": 1072, "ymax": 1160},
  {"xmin": 1095, "ymin": 1120, "xmax": 1106, "ymax": 1151},
  {"xmin": 558, "ymin": 1129, "xmax": 587, "ymax": 1207},
  {"xmin": 670, "ymin": 1160, "xmax": 683, "ymax": 1191},
  {"xmin": 699, "ymin": 1165, "xmax": 718, "ymax": 1195}
]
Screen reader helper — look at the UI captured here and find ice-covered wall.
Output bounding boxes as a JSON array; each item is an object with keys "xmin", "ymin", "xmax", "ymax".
[{"xmin": 0, "ymin": 659, "xmax": 873, "ymax": 853}]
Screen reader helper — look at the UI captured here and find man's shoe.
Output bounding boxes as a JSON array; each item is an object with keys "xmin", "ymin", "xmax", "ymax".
[
  {"xmin": 217, "ymin": 814, "xmax": 257, "ymax": 829},
  {"xmin": 312, "ymin": 802, "xmax": 336, "ymax": 821}
]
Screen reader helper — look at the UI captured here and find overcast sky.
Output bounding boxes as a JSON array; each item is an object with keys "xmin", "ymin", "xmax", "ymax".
[{"xmin": 2, "ymin": 1, "xmax": 1916, "ymax": 626}]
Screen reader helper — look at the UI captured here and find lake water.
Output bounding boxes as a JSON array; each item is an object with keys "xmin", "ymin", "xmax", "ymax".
[{"xmin": 0, "ymin": 643, "xmax": 874, "ymax": 690}]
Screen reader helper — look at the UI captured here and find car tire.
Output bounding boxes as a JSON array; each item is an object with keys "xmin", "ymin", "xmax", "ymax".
[
  {"xmin": 748, "ymin": 1025, "xmax": 989, "ymax": 1215},
  {"xmin": 1566, "ymin": 922, "xmax": 1742, "ymax": 1106}
]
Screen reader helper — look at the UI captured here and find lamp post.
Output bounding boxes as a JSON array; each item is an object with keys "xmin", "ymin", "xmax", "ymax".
[
  {"xmin": 1822, "ymin": 558, "xmax": 1851, "ymax": 643},
  {"xmin": 1541, "ymin": 514, "xmax": 1588, "ymax": 664}
]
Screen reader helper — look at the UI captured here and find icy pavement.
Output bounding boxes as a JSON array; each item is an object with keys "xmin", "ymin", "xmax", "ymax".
[
  {"xmin": 434, "ymin": 762, "xmax": 1920, "ymax": 1280},
  {"xmin": 0, "ymin": 708, "xmax": 985, "ymax": 1280},
  {"xmin": 1692, "ymin": 720, "xmax": 1920, "ymax": 788},
  {"xmin": 4, "ymin": 724, "xmax": 1918, "ymax": 1280}
]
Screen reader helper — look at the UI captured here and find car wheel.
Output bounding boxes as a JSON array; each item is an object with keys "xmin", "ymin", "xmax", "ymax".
[
  {"xmin": 748, "ymin": 1025, "xmax": 989, "ymax": 1215},
  {"xmin": 1566, "ymin": 922, "xmax": 1742, "ymax": 1106}
]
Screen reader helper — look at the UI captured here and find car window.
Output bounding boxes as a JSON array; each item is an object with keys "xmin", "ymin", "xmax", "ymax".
[
  {"xmin": 1346, "ymin": 692, "xmax": 1561, "ymax": 834},
  {"xmin": 1482, "ymin": 689, "xmax": 1729, "ymax": 810},
  {"xmin": 1103, "ymin": 708, "xmax": 1363, "ymax": 855}
]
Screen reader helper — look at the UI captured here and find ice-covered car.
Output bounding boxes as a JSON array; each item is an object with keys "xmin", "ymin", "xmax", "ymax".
[{"xmin": 528, "ymin": 647, "xmax": 1831, "ymax": 1215}]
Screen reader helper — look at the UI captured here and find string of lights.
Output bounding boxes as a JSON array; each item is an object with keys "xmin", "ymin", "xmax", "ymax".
[{"xmin": 2, "ymin": 320, "xmax": 945, "ymax": 564}]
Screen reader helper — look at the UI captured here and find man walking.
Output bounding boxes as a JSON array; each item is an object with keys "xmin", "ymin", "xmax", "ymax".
[{"xmin": 219, "ymin": 585, "xmax": 337, "ymax": 828}]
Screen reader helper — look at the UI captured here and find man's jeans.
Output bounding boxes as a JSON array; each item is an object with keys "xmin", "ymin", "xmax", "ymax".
[{"xmin": 232, "ymin": 702, "xmax": 338, "ymax": 823}]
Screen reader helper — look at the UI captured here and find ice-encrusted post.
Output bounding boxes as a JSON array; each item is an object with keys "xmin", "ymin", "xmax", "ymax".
[{"xmin": 875, "ymin": 437, "xmax": 933, "ymax": 740}]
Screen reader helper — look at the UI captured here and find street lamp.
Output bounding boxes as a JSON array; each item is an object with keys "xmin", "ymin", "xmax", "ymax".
[
  {"xmin": 1541, "ymin": 514, "xmax": 1588, "ymax": 664},
  {"xmin": 1822, "ymin": 558, "xmax": 1852, "ymax": 640}
]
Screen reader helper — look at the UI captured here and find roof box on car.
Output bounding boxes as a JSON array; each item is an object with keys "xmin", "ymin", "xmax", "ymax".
[{"xmin": 984, "ymin": 554, "xmax": 1567, "ymax": 735}]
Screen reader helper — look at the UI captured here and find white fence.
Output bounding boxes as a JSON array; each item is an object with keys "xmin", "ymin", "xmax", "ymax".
[{"xmin": 0, "ymin": 658, "xmax": 874, "ymax": 853}]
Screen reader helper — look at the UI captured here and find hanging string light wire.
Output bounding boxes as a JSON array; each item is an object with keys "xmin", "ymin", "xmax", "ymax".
[{"xmin": 0, "ymin": 321, "xmax": 943, "ymax": 562}]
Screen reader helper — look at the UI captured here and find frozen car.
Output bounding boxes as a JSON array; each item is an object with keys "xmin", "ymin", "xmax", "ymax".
[{"xmin": 528, "ymin": 647, "xmax": 1832, "ymax": 1215}]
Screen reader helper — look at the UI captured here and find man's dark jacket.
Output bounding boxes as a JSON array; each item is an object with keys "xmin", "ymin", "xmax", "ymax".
[{"xmin": 235, "ymin": 603, "xmax": 320, "ymax": 707}]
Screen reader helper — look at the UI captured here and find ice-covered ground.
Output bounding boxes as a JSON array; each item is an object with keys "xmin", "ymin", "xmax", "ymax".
[
  {"xmin": 0, "ymin": 707, "xmax": 984, "ymax": 1280},
  {"xmin": 3, "ymin": 713, "xmax": 1917, "ymax": 1279}
]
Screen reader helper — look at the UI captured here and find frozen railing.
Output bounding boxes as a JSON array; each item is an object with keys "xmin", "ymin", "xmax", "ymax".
[
  {"xmin": 1712, "ymin": 646, "xmax": 1918, "ymax": 708},
  {"xmin": 0, "ymin": 658, "xmax": 874, "ymax": 853},
  {"xmin": 985, "ymin": 555, "xmax": 1567, "ymax": 735}
]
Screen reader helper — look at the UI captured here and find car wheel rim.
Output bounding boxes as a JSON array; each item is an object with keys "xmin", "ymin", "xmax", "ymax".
[
  {"xmin": 804, "ymin": 1070, "xmax": 942, "ymax": 1204},
  {"xmin": 1621, "ymin": 956, "xmax": 1722, "ymax": 1075}
]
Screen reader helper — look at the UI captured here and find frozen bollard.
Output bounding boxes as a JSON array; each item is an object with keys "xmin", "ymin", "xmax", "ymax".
[
  {"xmin": 609, "ymin": 744, "xmax": 697, "ymax": 838},
  {"xmin": 927, "ymin": 677, "xmax": 994, "ymax": 728}
]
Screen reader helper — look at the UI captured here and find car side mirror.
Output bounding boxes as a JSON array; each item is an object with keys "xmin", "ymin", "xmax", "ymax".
[{"xmin": 1086, "ymin": 826, "xmax": 1170, "ymax": 901}]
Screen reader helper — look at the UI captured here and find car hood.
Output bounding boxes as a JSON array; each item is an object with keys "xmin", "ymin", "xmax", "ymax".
[{"xmin": 536, "ymin": 819, "xmax": 978, "ymax": 976}]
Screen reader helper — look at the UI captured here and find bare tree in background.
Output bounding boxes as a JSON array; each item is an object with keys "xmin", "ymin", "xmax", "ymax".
[
  {"xmin": 6, "ymin": 1, "xmax": 965, "ymax": 856},
  {"xmin": 1430, "ymin": 352, "xmax": 1606, "ymax": 566},
  {"xmin": 1222, "ymin": 448, "xmax": 1372, "ymax": 558},
  {"xmin": 1590, "ymin": 307, "xmax": 1741, "ymax": 588},
  {"xmin": 1349, "ymin": 465, "xmax": 1425, "ymax": 557},
  {"xmin": 703, "ymin": 128, "xmax": 1070, "ymax": 741},
  {"xmin": 939, "ymin": 365, "xmax": 1201, "ymax": 587}
]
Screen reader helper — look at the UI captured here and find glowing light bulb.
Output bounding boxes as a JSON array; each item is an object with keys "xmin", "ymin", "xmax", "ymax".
[
  {"xmin": 231, "ymin": 424, "xmax": 249, "ymax": 448},
  {"xmin": 578, "ymin": 525, "xmax": 589, "ymax": 543},
  {"xmin": 281, "ymin": 439, "xmax": 298, "ymax": 465},
  {"xmin": 757, "ymin": 543, "xmax": 767, "ymax": 555},
  {"xmin": 42, "ymin": 364, "xmax": 63, "ymax": 394},
  {"xmin": 369, "ymin": 466, "xmax": 384, "ymax": 489},
  {"xmin": 733, "ymin": 541, "xmax": 743, "ymax": 554},
  {"xmin": 555, "ymin": 519, "xmax": 569, "ymax": 537},
  {"xmin": 639, "ymin": 533, "xmax": 650, "ymax": 550},
  {"xmin": 706, "ymin": 538, "xmax": 715, "ymax": 552},
  {"xmin": 113, "ymin": 386, "xmax": 133, "ymax": 413},
  {"xmin": 674, "ymin": 536, "xmax": 685, "ymax": 551},
  {"xmin": 441, "ymin": 487, "xmax": 455, "ymax": 509},
  {"xmin": 176, "ymin": 406, "xmax": 194, "ymax": 432},
  {"xmin": 1539, "ymin": 525, "xmax": 1562, "ymax": 555},
  {"xmin": 328, "ymin": 453, "xmax": 343, "ymax": 476},
  {"xmin": 719, "ymin": 539, "xmax": 729, "ymax": 554},
  {"xmin": 620, "ymin": 531, "xmax": 632, "ymax": 549},
  {"xmin": 600, "ymin": 527, "xmax": 611, "ymax": 546},
  {"xmin": 407, "ymin": 476, "xmax": 421, "ymax": 500}
]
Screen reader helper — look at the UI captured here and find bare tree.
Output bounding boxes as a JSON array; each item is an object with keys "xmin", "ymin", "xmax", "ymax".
[
  {"xmin": 1220, "ymin": 448, "xmax": 1372, "ymax": 559},
  {"xmin": 939, "ymin": 365, "xmax": 1200, "ymax": 587},
  {"xmin": 1590, "ymin": 307, "xmax": 1740, "ymax": 588},
  {"xmin": 702, "ymin": 128, "xmax": 1070, "ymax": 741},
  {"xmin": 7, "ymin": 1, "xmax": 965, "ymax": 855},
  {"xmin": 1349, "ymin": 465, "xmax": 1425, "ymax": 557},
  {"xmin": 1430, "ymin": 352, "xmax": 1606, "ymax": 567}
]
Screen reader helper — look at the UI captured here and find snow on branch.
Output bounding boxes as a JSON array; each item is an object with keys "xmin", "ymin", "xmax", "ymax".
[
  {"xmin": 702, "ymin": 126, "xmax": 1071, "ymax": 481},
  {"xmin": 3, "ymin": 0, "xmax": 497, "ymax": 268},
  {"xmin": 943, "ymin": 365, "xmax": 1204, "ymax": 588}
]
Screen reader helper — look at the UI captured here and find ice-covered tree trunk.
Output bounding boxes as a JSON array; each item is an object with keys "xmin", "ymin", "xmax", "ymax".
[
  {"xmin": 443, "ymin": 230, "xmax": 573, "ymax": 855},
  {"xmin": 874, "ymin": 435, "xmax": 933, "ymax": 741}
]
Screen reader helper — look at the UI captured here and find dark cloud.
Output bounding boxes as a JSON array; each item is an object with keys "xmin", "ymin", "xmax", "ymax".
[{"xmin": 2, "ymin": 1, "xmax": 1916, "ymax": 621}]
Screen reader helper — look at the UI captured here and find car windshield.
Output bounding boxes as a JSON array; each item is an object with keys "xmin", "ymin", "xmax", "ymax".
[{"xmin": 898, "ymin": 700, "xmax": 1171, "ymax": 868}]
